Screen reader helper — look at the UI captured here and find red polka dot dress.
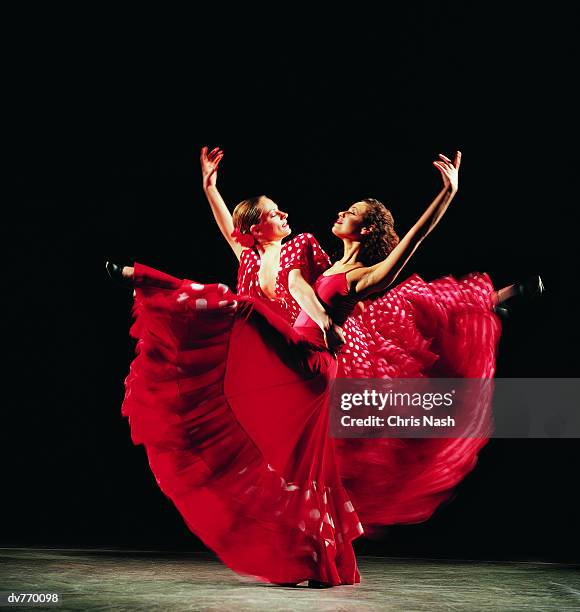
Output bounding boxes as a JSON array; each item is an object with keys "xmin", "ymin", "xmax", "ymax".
[
  {"xmin": 330, "ymin": 271, "xmax": 502, "ymax": 531},
  {"xmin": 235, "ymin": 235, "xmax": 502, "ymax": 531},
  {"xmin": 236, "ymin": 233, "xmax": 331, "ymax": 324}
]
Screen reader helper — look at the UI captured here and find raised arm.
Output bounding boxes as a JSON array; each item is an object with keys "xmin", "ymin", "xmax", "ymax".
[
  {"xmin": 200, "ymin": 146, "xmax": 244, "ymax": 260},
  {"xmin": 354, "ymin": 151, "xmax": 462, "ymax": 298}
]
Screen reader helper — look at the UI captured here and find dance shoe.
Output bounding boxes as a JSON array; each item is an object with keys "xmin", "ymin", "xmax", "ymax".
[
  {"xmin": 493, "ymin": 304, "xmax": 510, "ymax": 319},
  {"xmin": 516, "ymin": 274, "xmax": 545, "ymax": 300},
  {"xmin": 105, "ymin": 261, "xmax": 133, "ymax": 288},
  {"xmin": 493, "ymin": 274, "xmax": 545, "ymax": 319},
  {"xmin": 307, "ymin": 579, "xmax": 333, "ymax": 588}
]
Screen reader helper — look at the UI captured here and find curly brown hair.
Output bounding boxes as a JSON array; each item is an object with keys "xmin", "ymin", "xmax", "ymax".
[{"xmin": 358, "ymin": 198, "xmax": 399, "ymax": 266}]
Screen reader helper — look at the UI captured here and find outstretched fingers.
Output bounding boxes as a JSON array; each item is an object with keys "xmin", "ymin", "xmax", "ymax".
[
  {"xmin": 209, "ymin": 149, "xmax": 223, "ymax": 162},
  {"xmin": 208, "ymin": 147, "xmax": 222, "ymax": 161},
  {"xmin": 438, "ymin": 151, "xmax": 462, "ymax": 169},
  {"xmin": 437, "ymin": 154, "xmax": 456, "ymax": 171},
  {"xmin": 433, "ymin": 160, "xmax": 450, "ymax": 175}
]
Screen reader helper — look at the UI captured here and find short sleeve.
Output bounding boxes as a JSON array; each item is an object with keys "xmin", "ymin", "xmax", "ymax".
[
  {"xmin": 237, "ymin": 248, "xmax": 260, "ymax": 296},
  {"xmin": 280, "ymin": 233, "xmax": 331, "ymax": 284}
]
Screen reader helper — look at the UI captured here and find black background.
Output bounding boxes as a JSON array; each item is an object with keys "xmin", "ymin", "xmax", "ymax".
[{"xmin": 5, "ymin": 6, "xmax": 579, "ymax": 562}]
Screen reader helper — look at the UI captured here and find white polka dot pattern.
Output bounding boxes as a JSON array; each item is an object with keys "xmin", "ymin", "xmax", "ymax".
[
  {"xmin": 336, "ymin": 271, "xmax": 499, "ymax": 379},
  {"xmin": 236, "ymin": 234, "xmax": 331, "ymax": 324},
  {"xmin": 239, "ymin": 244, "xmax": 499, "ymax": 381}
]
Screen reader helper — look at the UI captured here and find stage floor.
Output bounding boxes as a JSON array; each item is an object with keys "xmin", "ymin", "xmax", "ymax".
[{"xmin": 1, "ymin": 548, "xmax": 579, "ymax": 611}]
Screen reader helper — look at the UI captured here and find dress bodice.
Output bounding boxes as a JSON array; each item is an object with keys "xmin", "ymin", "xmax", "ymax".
[
  {"xmin": 237, "ymin": 233, "xmax": 331, "ymax": 324},
  {"xmin": 294, "ymin": 272, "xmax": 361, "ymax": 329}
]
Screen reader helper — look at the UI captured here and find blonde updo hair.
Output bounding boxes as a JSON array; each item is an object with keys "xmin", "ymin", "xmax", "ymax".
[
  {"xmin": 359, "ymin": 198, "xmax": 400, "ymax": 266},
  {"xmin": 232, "ymin": 196, "xmax": 266, "ymax": 235}
]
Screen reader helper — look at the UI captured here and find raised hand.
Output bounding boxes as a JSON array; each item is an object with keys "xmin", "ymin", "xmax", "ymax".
[
  {"xmin": 433, "ymin": 150, "xmax": 461, "ymax": 193},
  {"xmin": 200, "ymin": 146, "xmax": 224, "ymax": 189}
]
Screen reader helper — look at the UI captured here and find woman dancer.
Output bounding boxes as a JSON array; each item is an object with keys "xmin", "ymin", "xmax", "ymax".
[
  {"xmin": 110, "ymin": 150, "xmax": 506, "ymax": 588},
  {"xmin": 199, "ymin": 146, "xmax": 347, "ymax": 352}
]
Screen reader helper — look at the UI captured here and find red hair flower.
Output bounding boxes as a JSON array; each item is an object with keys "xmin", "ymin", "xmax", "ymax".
[{"xmin": 231, "ymin": 227, "xmax": 256, "ymax": 248}]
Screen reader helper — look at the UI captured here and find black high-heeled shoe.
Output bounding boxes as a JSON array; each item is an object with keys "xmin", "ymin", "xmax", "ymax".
[
  {"xmin": 493, "ymin": 274, "xmax": 545, "ymax": 318},
  {"xmin": 105, "ymin": 261, "xmax": 133, "ymax": 288},
  {"xmin": 516, "ymin": 274, "xmax": 545, "ymax": 300},
  {"xmin": 307, "ymin": 579, "xmax": 333, "ymax": 589}
]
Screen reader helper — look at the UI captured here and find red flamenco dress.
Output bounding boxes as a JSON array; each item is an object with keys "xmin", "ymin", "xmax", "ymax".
[
  {"xmin": 123, "ymin": 263, "xmax": 366, "ymax": 586},
  {"xmin": 236, "ymin": 233, "xmax": 332, "ymax": 323},
  {"xmin": 328, "ymin": 271, "xmax": 502, "ymax": 531},
  {"xmin": 236, "ymin": 233, "xmax": 502, "ymax": 532}
]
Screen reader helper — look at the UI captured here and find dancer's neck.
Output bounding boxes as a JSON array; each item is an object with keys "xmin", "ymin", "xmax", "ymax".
[
  {"xmin": 256, "ymin": 240, "xmax": 283, "ymax": 257},
  {"xmin": 338, "ymin": 239, "xmax": 362, "ymax": 265}
]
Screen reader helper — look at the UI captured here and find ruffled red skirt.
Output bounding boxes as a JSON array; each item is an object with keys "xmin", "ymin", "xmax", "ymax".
[
  {"xmin": 123, "ymin": 263, "xmax": 363, "ymax": 585},
  {"xmin": 122, "ymin": 264, "xmax": 501, "ymax": 584},
  {"xmin": 334, "ymin": 272, "xmax": 502, "ymax": 530}
]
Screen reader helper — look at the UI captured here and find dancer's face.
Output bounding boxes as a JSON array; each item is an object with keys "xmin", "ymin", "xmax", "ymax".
[
  {"xmin": 251, "ymin": 197, "xmax": 291, "ymax": 242},
  {"xmin": 332, "ymin": 201, "xmax": 371, "ymax": 240}
]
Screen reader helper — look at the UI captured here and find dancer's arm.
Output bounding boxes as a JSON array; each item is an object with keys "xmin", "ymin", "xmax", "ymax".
[
  {"xmin": 288, "ymin": 269, "xmax": 345, "ymax": 351},
  {"xmin": 200, "ymin": 146, "xmax": 244, "ymax": 260},
  {"xmin": 353, "ymin": 151, "xmax": 461, "ymax": 298}
]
